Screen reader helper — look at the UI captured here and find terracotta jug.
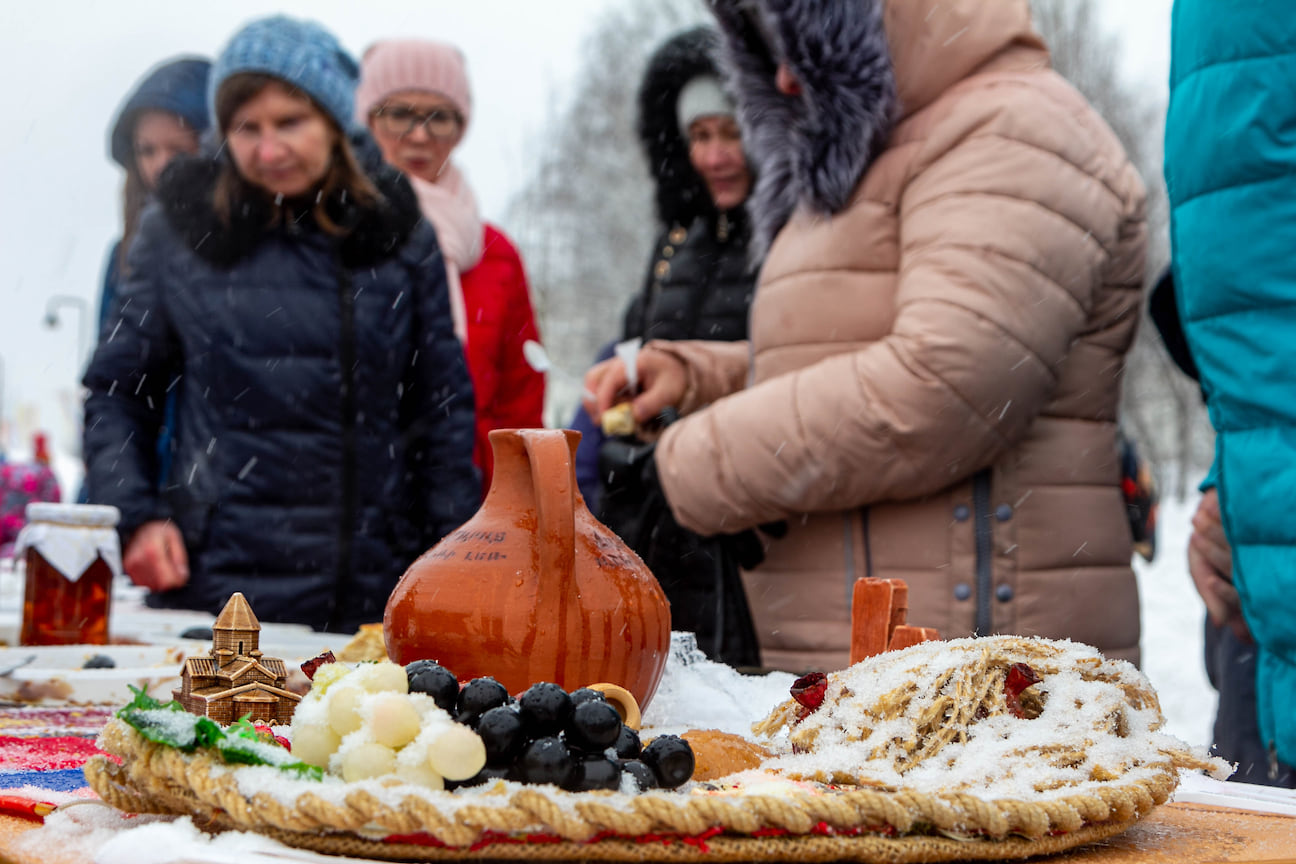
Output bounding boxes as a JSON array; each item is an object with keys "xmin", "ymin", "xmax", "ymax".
[{"xmin": 385, "ymin": 428, "xmax": 672, "ymax": 710}]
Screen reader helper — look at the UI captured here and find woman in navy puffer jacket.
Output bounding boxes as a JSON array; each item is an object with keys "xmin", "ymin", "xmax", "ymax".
[{"xmin": 82, "ymin": 16, "xmax": 479, "ymax": 632}]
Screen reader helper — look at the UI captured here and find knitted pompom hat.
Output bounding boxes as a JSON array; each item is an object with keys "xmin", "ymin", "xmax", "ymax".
[
  {"xmin": 355, "ymin": 39, "xmax": 472, "ymax": 134},
  {"xmin": 675, "ymin": 73, "xmax": 735, "ymax": 137},
  {"xmin": 209, "ymin": 15, "xmax": 359, "ymax": 132}
]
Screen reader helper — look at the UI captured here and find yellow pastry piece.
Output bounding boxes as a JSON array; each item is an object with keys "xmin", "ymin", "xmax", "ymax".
[{"xmin": 600, "ymin": 402, "xmax": 636, "ymax": 437}]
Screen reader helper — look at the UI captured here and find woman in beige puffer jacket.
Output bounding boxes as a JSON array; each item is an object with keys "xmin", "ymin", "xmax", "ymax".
[{"xmin": 586, "ymin": 0, "xmax": 1147, "ymax": 674}]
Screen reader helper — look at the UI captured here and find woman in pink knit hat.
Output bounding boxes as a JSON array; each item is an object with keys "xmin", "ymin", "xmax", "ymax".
[{"xmin": 356, "ymin": 39, "xmax": 545, "ymax": 496}]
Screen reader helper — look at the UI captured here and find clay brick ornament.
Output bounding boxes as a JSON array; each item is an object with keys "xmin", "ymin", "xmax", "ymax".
[{"xmin": 849, "ymin": 577, "xmax": 939, "ymax": 665}]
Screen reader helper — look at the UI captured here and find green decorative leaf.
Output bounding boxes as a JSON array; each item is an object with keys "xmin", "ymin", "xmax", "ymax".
[
  {"xmin": 193, "ymin": 717, "xmax": 226, "ymax": 749},
  {"xmin": 114, "ymin": 688, "xmax": 319, "ymax": 781},
  {"xmin": 229, "ymin": 716, "xmax": 260, "ymax": 741},
  {"xmin": 119, "ymin": 706, "xmax": 201, "ymax": 750}
]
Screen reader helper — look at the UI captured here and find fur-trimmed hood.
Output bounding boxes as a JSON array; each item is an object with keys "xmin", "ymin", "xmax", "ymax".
[
  {"xmin": 637, "ymin": 27, "xmax": 734, "ymax": 228},
  {"xmin": 154, "ymin": 135, "xmax": 423, "ymax": 270},
  {"xmin": 708, "ymin": 0, "xmax": 1041, "ymax": 259}
]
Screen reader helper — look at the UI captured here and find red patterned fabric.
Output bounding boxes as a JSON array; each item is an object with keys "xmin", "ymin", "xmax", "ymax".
[
  {"xmin": 0, "ymin": 706, "xmax": 116, "ymax": 740},
  {"xmin": 0, "ymin": 737, "xmax": 104, "ymax": 771},
  {"xmin": 461, "ymin": 224, "xmax": 546, "ymax": 495}
]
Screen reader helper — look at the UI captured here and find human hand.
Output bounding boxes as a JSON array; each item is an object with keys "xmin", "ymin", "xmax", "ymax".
[
  {"xmin": 582, "ymin": 346, "xmax": 688, "ymax": 427},
  {"xmin": 124, "ymin": 520, "xmax": 190, "ymax": 592},
  {"xmin": 1188, "ymin": 488, "xmax": 1250, "ymax": 642}
]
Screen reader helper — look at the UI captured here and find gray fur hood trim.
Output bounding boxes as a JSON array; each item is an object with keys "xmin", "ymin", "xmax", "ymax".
[{"xmin": 709, "ymin": 0, "xmax": 897, "ymax": 260}]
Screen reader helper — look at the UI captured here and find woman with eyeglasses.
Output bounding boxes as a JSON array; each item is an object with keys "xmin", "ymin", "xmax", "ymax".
[
  {"xmin": 82, "ymin": 16, "xmax": 479, "ymax": 631},
  {"xmin": 357, "ymin": 40, "xmax": 545, "ymax": 496}
]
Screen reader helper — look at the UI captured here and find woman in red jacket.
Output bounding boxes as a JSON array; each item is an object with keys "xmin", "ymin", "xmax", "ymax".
[{"xmin": 356, "ymin": 40, "xmax": 545, "ymax": 494}]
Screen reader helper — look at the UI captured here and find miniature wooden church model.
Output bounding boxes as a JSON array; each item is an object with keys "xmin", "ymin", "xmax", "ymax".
[{"xmin": 173, "ymin": 592, "xmax": 301, "ymax": 725}]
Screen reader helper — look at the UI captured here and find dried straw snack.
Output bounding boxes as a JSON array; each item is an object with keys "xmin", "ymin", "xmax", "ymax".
[
  {"xmin": 752, "ymin": 636, "xmax": 1227, "ymax": 800},
  {"xmin": 84, "ymin": 635, "xmax": 1229, "ymax": 863}
]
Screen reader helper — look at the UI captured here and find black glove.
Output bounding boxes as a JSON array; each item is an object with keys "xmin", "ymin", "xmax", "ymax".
[
  {"xmin": 718, "ymin": 520, "xmax": 789, "ymax": 570},
  {"xmin": 597, "ymin": 416, "xmax": 787, "ymax": 569},
  {"xmin": 598, "ymin": 438, "xmax": 657, "ymax": 497},
  {"xmin": 595, "ymin": 406, "xmax": 680, "ymax": 514},
  {"xmin": 597, "ymin": 438, "xmax": 666, "ymax": 552}
]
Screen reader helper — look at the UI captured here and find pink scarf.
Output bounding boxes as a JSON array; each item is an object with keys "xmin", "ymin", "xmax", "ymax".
[{"xmin": 409, "ymin": 163, "xmax": 484, "ymax": 344}]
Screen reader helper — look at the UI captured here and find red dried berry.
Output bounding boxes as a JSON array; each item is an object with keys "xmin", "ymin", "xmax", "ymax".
[
  {"xmin": 790, "ymin": 672, "xmax": 828, "ymax": 712},
  {"xmin": 251, "ymin": 723, "xmax": 291, "ymax": 750},
  {"xmin": 300, "ymin": 650, "xmax": 337, "ymax": 681},
  {"xmin": 1005, "ymin": 662, "xmax": 1043, "ymax": 719}
]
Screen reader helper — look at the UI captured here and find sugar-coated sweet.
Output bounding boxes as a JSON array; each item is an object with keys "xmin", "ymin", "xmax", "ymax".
[
  {"xmin": 365, "ymin": 692, "xmax": 423, "ymax": 749},
  {"xmin": 290, "ymin": 722, "xmax": 341, "ymax": 769},
  {"xmin": 289, "ymin": 659, "xmax": 695, "ymax": 796},
  {"xmin": 339, "ymin": 741, "xmax": 398, "ymax": 782},
  {"xmin": 424, "ymin": 721, "xmax": 488, "ymax": 781},
  {"xmin": 349, "ymin": 661, "xmax": 410, "ymax": 695},
  {"xmin": 326, "ymin": 684, "xmax": 365, "ymax": 736},
  {"xmin": 289, "ymin": 659, "xmax": 487, "ymax": 789}
]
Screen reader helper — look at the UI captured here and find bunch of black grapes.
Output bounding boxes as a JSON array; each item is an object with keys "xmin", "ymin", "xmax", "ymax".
[{"xmin": 406, "ymin": 661, "xmax": 693, "ymax": 792}]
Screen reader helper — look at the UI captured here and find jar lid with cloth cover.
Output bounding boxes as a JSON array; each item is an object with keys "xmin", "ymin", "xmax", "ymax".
[{"xmin": 15, "ymin": 503, "xmax": 123, "ymax": 582}]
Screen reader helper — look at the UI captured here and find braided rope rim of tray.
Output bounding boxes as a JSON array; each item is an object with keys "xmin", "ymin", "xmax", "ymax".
[
  {"xmin": 84, "ymin": 718, "xmax": 1202, "ymax": 861},
  {"xmin": 252, "ymin": 818, "xmax": 1140, "ymax": 862}
]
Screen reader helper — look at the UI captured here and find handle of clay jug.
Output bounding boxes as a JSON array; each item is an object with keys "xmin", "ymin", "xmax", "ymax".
[{"xmin": 521, "ymin": 430, "xmax": 576, "ymax": 584}]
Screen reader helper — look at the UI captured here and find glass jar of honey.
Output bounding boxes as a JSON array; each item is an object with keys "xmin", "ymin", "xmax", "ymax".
[{"xmin": 15, "ymin": 503, "xmax": 122, "ymax": 646}]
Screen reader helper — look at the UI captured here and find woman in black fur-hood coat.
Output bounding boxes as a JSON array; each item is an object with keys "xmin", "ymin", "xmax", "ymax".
[
  {"xmin": 82, "ymin": 129, "xmax": 480, "ymax": 633},
  {"xmin": 593, "ymin": 27, "xmax": 763, "ymax": 669},
  {"xmin": 622, "ymin": 26, "xmax": 755, "ymax": 344}
]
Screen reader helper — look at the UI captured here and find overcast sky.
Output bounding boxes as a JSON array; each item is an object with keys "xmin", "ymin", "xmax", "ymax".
[{"xmin": 0, "ymin": 0, "xmax": 1173, "ymax": 468}]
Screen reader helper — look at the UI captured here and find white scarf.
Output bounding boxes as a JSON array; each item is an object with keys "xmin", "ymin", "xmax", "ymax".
[{"xmin": 409, "ymin": 163, "xmax": 484, "ymax": 344}]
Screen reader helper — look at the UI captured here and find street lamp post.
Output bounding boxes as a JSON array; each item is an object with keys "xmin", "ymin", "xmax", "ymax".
[{"xmin": 44, "ymin": 294, "xmax": 90, "ymax": 371}]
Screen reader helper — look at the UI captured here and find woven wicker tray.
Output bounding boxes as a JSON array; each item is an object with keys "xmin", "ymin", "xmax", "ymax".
[{"xmin": 84, "ymin": 718, "xmax": 1179, "ymax": 863}]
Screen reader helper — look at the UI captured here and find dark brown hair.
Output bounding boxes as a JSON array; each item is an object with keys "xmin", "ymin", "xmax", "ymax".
[
  {"xmin": 116, "ymin": 164, "xmax": 151, "ymax": 274},
  {"xmin": 212, "ymin": 73, "xmax": 379, "ymax": 235}
]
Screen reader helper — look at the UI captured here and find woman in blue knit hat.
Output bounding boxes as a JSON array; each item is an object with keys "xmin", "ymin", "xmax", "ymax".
[{"xmin": 82, "ymin": 16, "xmax": 479, "ymax": 632}]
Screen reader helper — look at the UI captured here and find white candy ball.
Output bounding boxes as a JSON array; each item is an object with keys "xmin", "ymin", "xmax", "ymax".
[
  {"xmin": 425, "ymin": 723, "xmax": 487, "ymax": 781},
  {"xmin": 340, "ymin": 742, "xmax": 398, "ymax": 782},
  {"xmin": 290, "ymin": 722, "xmax": 341, "ymax": 769},
  {"xmin": 395, "ymin": 760, "xmax": 446, "ymax": 790},
  {"xmin": 350, "ymin": 661, "xmax": 409, "ymax": 694},
  {"xmin": 366, "ymin": 692, "xmax": 422, "ymax": 749},
  {"xmin": 327, "ymin": 684, "xmax": 365, "ymax": 736}
]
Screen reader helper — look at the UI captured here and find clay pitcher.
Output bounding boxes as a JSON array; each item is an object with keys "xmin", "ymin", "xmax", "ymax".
[{"xmin": 385, "ymin": 428, "xmax": 672, "ymax": 710}]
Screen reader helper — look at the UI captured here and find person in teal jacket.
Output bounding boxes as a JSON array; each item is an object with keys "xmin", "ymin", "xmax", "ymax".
[{"xmin": 1164, "ymin": 0, "xmax": 1296, "ymax": 788}]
